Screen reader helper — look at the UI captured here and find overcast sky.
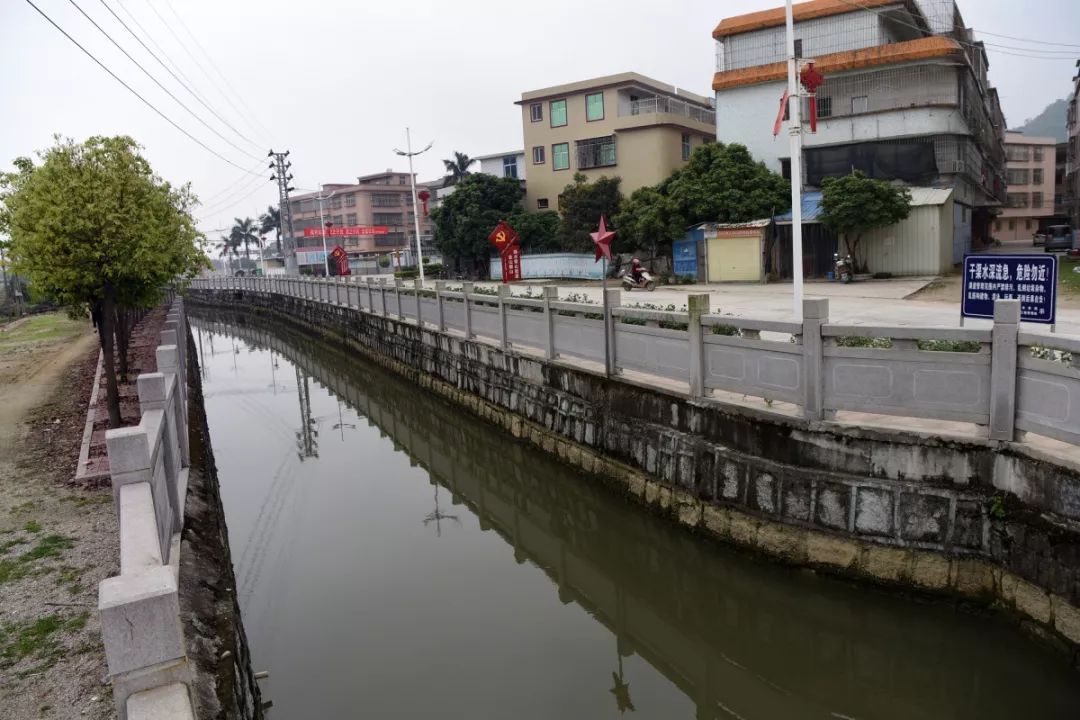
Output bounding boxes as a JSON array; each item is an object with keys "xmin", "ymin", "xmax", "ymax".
[{"xmin": 3, "ymin": 0, "xmax": 1079, "ymax": 239}]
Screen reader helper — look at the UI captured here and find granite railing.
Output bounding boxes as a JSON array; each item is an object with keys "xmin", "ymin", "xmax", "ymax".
[
  {"xmin": 191, "ymin": 275, "xmax": 1078, "ymax": 449},
  {"xmin": 98, "ymin": 297, "xmax": 195, "ymax": 720}
]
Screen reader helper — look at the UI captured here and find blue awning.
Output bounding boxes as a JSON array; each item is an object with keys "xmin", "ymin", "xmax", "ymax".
[{"xmin": 774, "ymin": 191, "xmax": 823, "ymax": 224}]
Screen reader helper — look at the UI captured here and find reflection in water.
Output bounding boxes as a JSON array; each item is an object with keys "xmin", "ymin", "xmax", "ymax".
[{"xmin": 191, "ymin": 311, "xmax": 1080, "ymax": 720}]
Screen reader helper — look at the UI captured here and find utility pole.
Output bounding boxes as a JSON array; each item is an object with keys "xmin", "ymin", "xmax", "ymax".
[
  {"xmin": 313, "ymin": 185, "xmax": 337, "ymax": 277},
  {"xmin": 394, "ymin": 129, "xmax": 433, "ymax": 283},
  {"xmin": 785, "ymin": 0, "xmax": 805, "ymax": 319},
  {"xmin": 269, "ymin": 150, "xmax": 297, "ymax": 275}
]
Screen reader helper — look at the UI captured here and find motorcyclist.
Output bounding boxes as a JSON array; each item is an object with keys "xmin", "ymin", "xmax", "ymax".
[{"xmin": 630, "ymin": 258, "xmax": 644, "ymax": 285}]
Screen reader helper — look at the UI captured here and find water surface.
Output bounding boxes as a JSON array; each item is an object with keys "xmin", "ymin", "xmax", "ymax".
[{"xmin": 191, "ymin": 312, "xmax": 1080, "ymax": 719}]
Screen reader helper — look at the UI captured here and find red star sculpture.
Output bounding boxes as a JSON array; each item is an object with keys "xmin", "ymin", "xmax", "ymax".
[{"xmin": 591, "ymin": 215, "xmax": 615, "ymax": 262}]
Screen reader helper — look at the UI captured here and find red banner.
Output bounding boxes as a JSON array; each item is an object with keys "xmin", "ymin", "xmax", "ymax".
[
  {"xmin": 501, "ymin": 244, "xmax": 522, "ymax": 282},
  {"xmin": 303, "ymin": 226, "xmax": 389, "ymax": 237}
]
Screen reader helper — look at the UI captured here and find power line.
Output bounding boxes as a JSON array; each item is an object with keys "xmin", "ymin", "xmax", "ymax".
[
  {"xmin": 143, "ymin": 0, "xmax": 269, "ymax": 146},
  {"xmin": 161, "ymin": 0, "xmax": 276, "ymax": 143},
  {"xmin": 198, "ymin": 180, "xmax": 274, "ymax": 222},
  {"xmin": 199, "ymin": 172, "xmax": 270, "ymax": 215},
  {"xmin": 114, "ymin": 0, "xmax": 204, "ymax": 103},
  {"xmin": 198, "ymin": 161, "xmax": 268, "ymax": 205},
  {"xmin": 98, "ymin": 0, "xmax": 263, "ymax": 152},
  {"xmin": 971, "ymin": 28, "xmax": 1080, "ymax": 51},
  {"xmin": 22, "ymin": 0, "xmax": 264, "ymax": 177},
  {"xmin": 65, "ymin": 0, "xmax": 263, "ymax": 162}
]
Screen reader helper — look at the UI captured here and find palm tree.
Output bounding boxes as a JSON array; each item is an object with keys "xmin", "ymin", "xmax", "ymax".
[
  {"xmin": 230, "ymin": 217, "xmax": 261, "ymax": 260},
  {"xmin": 442, "ymin": 151, "xmax": 475, "ymax": 186},
  {"xmin": 216, "ymin": 235, "xmax": 239, "ymax": 273},
  {"xmin": 259, "ymin": 205, "xmax": 281, "ymax": 254}
]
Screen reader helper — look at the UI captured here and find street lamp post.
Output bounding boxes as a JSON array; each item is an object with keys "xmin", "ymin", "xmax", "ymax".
[
  {"xmin": 394, "ymin": 129, "xmax": 433, "ymax": 283},
  {"xmin": 785, "ymin": 0, "xmax": 805, "ymax": 319},
  {"xmin": 313, "ymin": 184, "xmax": 337, "ymax": 277}
]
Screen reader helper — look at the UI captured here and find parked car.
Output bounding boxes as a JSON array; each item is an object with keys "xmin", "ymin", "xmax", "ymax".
[
  {"xmin": 1033, "ymin": 231, "xmax": 1046, "ymax": 246},
  {"xmin": 1043, "ymin": 225, "xmax": 1074, "ymax": 252}
]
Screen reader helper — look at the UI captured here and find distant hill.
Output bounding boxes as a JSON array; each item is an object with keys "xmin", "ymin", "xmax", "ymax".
[{"xmin": 1014, "ymin": 98, "xmax": 1069, "ymax": 142}]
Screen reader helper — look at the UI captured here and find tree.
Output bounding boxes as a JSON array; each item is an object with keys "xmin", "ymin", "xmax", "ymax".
[
  {"xmin": 665, "ymin": 143, "xmax": 789, "ymax": 226},
  {"xmin": 507, "ymin": 210, "xmax": 560, "ymax": 253},
  {"xmin": 819, "ymin": 170, "xmax": 912, "ymax": 273},
  {"xmin": 555, "ymin": 174, "xmax": 623, "ymax": 252},
  {"xmin": 230, "ymin": 216, "xmax": 261, "ymax": 260},
  {"xmin": 259, "ymin": 205, "xmax": 281, "ymax": 253},
  {"xmin": 431, "ymin": 174, "xmax": 523, "ymax": 277},
  {"xmin": 614, "ymin": 185, "xmax": 681, "ymax": 259},
  {"xmin": 216, "ymin": 234, "xmax": 239, "ymax": 272},
  {"xmin": 442, "ymin": 151, "xmax": 475, "ymax": 186},
  {"xmin": 2, "ymin": 135, "xmax": 206, "ymax": 428}
]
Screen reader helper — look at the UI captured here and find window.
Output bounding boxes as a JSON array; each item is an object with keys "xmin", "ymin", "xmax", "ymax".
[
  {"xmin": 552, "ymin": 142, "xmax": 570, "ymax": 171},
  {"xmin": 550, "ymin": 99, "xmax": 567, "ymax": 127},
  {"xmin": 995, "ymin": 220, "xmax": 1002, "ymax": 231},
  {"xmin": 1006, "ymin": 145, "xmax": 1030, "ymax": 162},
  {"xmin": 331, "ymin": 215, "xmax": 342, "ymax": 227},
  {"xmin": 1034, "ymin": 146, "xmax": 1044, "ymax": 161},
  {"xmin": 817, "ymin": 96, "xmax": 832, "ymax": 118},
  {"xmin": 373, "ymin": 213, "xmax": 403, "ymax": 225},
  {"xmin": 682, "ymin": 133, "xmax": 692, "ymax": 161},
  {"xmin": 345, "ymin": 193, "xmax": 356, "ymax": 207},
  {"xmin": 576, "ymin": 136, "xmax": 616, "ymax": 169},
  {"xmin": 1025, "ymin": 219, "xmax": 1032, "ymax": 230},
  {"xmin": 331, "ymin": 197, "xmax": 342, "ymax": 210},
  {"xmin": 1033, "ymin": 168, "xmax": 1044, "ymax": 185},
  {"xmin": 376, "ymin": 232, "xmax": 405, "ymax": 248},
  {"xmin": 346, "ymin": 213, "xmax": 357, "ymax": 226},
  {"xmin": 1009, "ymin": 219, "xmax": 1015, "ymax": 230},
  {"xmin": 1006, "ymin": 168, "xmax": 1030, "ymax": 185},
  {"xmin": 372, "ymin": 193, "xmax": 401, "ymax": 207},
  {"xmin": 537, "ymin": 198, "xmax": 549, "ymax": 210},
  {"xmin": 780, "ymin": 159, "xmax": 791, "ymax": 181},
  {"xmin": 532, "ymin": 146, "xmax": 546, "ymax": 165},
  {"xmin": 1032, "ymin": 191, "xmax": 1044, "ymax": 208},
  {"xmin": 793, "ymin": 38, "xmax": 803, "ymax": 58},
  {"xmin": 586, "ymin": 92, "xmax": 604, "ymax": 122},
  {"xmin": 1007, "ymin": 192, "xmax": 1029, "ymax": 208},
  {"xmin": 503, "ymin": 156, "xmax": 519, "ymax": 179},
  {"xmin": 530, "ymin": 103, "xmax": 543, "ymax": 122},
  {"xmin": 851, "ymin": 96, "xmax": 868, "ymax": 114}
]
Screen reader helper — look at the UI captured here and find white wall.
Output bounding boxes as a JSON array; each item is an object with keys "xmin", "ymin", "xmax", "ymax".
[
  {"xmin": 478, "ymin": 153, "xmax": 527, "ymax": 181},
  {"xmin": 490, "ymin": 253, "xmax": 603, "ymax": 280}
]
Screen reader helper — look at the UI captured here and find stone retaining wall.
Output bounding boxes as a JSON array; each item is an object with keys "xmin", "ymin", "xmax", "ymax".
[{"xmin": 188, "ymin": 287, "xmax": 1080, "ymax": 665}]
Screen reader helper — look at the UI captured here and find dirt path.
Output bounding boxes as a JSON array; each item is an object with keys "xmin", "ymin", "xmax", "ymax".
[{"xmin": 0, "ymin": 314, "xmax": 115, "ymax": 720}]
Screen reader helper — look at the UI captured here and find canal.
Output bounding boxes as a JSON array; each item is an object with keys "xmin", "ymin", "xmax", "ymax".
[{"xmin": 191, "ymin": 311, "xmax": 1080, "ymax": 719}]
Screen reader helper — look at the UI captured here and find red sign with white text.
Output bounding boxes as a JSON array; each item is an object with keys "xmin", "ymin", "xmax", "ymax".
[
  {"xmin": 303, "ymin": 226, "xmax": 389, "ymax": 237},
  {"xmin": 501, "ymin": 244, "xmax": 522, "ymax": 282}
]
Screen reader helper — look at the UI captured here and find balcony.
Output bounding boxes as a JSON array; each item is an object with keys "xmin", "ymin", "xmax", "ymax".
[{"xmin": 618, "ymin": 97, "xmax": 716, "ymax": 127}]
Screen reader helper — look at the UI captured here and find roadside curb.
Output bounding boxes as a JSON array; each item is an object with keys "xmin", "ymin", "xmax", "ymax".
[{"xmin": 74, "ymin": 349, "xmax": 108, "ymax": 485}]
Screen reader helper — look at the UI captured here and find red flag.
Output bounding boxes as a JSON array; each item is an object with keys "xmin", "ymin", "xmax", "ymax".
[
  {"xmin": 773, "ymin": 89, "xmax": 789, "ymax": 137},
  {"xmin": 488, "ymin": 221, "xmax": 520, "ymax": 257}
]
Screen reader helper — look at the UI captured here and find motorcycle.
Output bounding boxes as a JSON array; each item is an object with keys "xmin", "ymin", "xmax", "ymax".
[
  {"xmin": 621, "ymin": 269, "xmax": 657, "ymax": 291},
  {"xmin": 834, "ymin": 253, "xmax": 854, "ymax": 284}
]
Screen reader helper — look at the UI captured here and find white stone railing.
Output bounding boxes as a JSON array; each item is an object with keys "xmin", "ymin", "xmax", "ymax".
[
  {"xmin": 190, "ymin": 276, "xmax": 1076, "ymax": 452},
  {"xmin": 98, "ymin": 297, "xmax": 195, "ymax": 720}
]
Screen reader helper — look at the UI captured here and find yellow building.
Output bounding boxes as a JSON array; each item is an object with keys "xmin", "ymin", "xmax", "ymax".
[{"xmin": 516, "ymin": 72, "xmax": 716, "ymax": 212}]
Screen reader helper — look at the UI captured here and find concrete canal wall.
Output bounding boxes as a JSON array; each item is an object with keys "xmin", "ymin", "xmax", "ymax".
[
  {"xmin": 188, "ymin": 278, "xmax": 1080, "ymax": 663},
  {"xmin": 95, "ymin": 297, "xmax": 262, "ymax": 720}
]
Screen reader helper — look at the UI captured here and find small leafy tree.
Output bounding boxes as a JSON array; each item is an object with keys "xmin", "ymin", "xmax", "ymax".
[
  {"xmin": 431, "ymin": 174, "xmax": 524, "ymax": 277},
  {"xmin": 819, "ymin": 170, "xmax": 912, "ymax": 273},
  {"xmin": 507, "ymin": 210, "xmax": 560, "ymax": 253},
  {"xmin": 2, "ymin": 136, "xmax": 206, "ymax": 428},
  {"xmin": 614, "ymin": 185, "xmax": 680, "ymax": 258},
  {"xmin": 555, "ymin": 174, "xmax": 622, "ymax": 252}
]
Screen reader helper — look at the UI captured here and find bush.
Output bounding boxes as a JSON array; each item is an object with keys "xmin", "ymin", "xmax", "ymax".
[{"xmin": 378, "ymin": 256, "xmax": 390, "ymax": 268}]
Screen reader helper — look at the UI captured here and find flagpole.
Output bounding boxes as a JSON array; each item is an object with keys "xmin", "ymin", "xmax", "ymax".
[
  {"xmin": 602, "ymin": 256, "xmax": 610, "ymax": 377},
  {"xmin": 785, "ymin": 0, "xmax": 805, "ymax": 320}
]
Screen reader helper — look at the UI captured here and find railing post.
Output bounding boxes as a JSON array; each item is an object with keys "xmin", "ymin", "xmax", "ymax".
[
  {"xmin": 990, "ymin": 298, "xmax": 1021, "ymax": 441},
  {"xmin": 435, "ymin": 281, "xmax": 447, "ymax": 331},
  {"xmin": 394, "ymin": 278, "xmax": 404, "ymax": 318},
  {"xmin": 414, "ymin": 278, "xmax": 423, "ymax": 326},
  {"xmin": 461, "ymin": 282, "xmax": 474, "ymax": 339},
  {"xmin": 497, "ymin": 285, "xmax": 510, "ymax": 349},
  {"xmin": 379, "ymin": 278, "xmax": 388, "ymax": 316},
  {"xmin": 605, "ymin": 288, "xmax": 622, "ymax": 376},
  {"xmin": 366, "ymin": 278, "xmax": 375, "ymax": 313},
  {"xmin": 542, "ymin": 286, "xmax": 558, "ymax": 360},
  {"xmin": 802, "ymin": 298, "xmax": 828, "ymax": 420},
  {"xmin": 687, "ymin": 294, "xmax": 710, "ymax": 397},
  {"xmin": 336, "ymin": 277, "xmax": 343, "ymax": 306}
]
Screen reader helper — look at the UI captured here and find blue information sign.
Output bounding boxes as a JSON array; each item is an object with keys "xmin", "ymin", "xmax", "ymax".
[{"xmin": 962, "ymin": 254, "xmax": 1057, "ymax": 324}]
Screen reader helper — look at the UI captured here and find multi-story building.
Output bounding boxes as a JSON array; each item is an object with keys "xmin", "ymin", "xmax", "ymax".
[
  {"xmin": 995, "ymin": 132, "xmax": 1056, "ymax": 242},
  {"xmin": 711, "ymin": 0, "xmax": 1006, "ymax": 253},
  {"xmin": 517, "ymin": 72, "xmax": 716, "ymax": 212},
  {"xmin": 286, "ymin": 171, "xmax": 433, "ymax": 274},
  {"xmin": 1067, "ymin": 80, "xmax": 1080, "ymax": 227},
  {"xmin": 1055, "ymin": 142, "xmax": 1070, "ymax": 221},
  {"xmin": 475, "ymin": 150, "xmax": 527, "ymax": 181}
]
